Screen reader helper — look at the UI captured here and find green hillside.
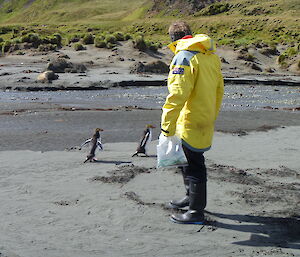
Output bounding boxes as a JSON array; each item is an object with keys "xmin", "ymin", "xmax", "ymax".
[
  {"xmin": 0, "ymin": 0, "xmax": 299, "ymax": 46},
  {"xmin": 0, "ymin": 0, "xmax": 147, "ymax": 23}
]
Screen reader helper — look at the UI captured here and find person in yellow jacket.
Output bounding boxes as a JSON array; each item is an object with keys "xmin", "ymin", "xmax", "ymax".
[{"xmin": 161, "ymin": 21, "xmax": 224, "ymax": 224}]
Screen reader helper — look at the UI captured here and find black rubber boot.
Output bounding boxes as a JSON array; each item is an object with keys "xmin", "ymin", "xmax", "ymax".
[
  {"xmin": 170, "ymin": 181, "xmax": 206, "ymax": 224},
  {"xmin": 168, "ymin": 168, "xmax": 190, "ymax": 209}
]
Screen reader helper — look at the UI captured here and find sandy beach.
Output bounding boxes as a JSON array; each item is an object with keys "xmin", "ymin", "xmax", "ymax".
[
  {"xmin": 0, "ymin": 42, "xmax": 300, "ymax": 257},
  {"xmin": 0, "ymin": 122, "xmax": 299, "ymax": 257},
  {"xmin": 0, "ymin": 104, "xmax": 299, "ymax": 257}
]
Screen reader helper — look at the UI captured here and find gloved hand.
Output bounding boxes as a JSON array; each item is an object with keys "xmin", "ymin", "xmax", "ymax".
[{"xmin": 159, "ymin": 132, "xmax": 167, "ymax": 141}]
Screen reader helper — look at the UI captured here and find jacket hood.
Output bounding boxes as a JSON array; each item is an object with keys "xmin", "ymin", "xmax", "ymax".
[{"xmin": 168, "ymin": 34, "xmax": 216, "ymax": 54}]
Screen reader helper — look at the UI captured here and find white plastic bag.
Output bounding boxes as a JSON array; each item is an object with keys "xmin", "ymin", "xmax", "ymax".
[{"xmin": 157, "ymin": 134, "xmax": 188, "ymax": 169}]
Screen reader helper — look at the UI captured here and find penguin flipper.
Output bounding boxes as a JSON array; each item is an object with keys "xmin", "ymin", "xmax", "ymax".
[
  {"xmin": 80, "ymin": 138, "xmax": 92, "ymax": 148},
  {"xmin": 96, "ymin": 141, "xmax": 103, "ymax": 151},
  {"xmin": 132, "ymin": 152, "xmax": 138, "ymax": 157}
]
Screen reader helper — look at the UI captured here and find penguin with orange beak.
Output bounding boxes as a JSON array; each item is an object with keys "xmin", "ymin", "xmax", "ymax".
[
  {"xmin": 80, "ymin": 128, "xmax": 104, "ymax": 163},
  {"xmin": 132, "ymin": 124, "xmax": 156, "ymax": 157}
]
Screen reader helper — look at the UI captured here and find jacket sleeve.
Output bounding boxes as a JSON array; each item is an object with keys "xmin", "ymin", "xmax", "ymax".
[
  {"xmin": 215, "ymin": 62, "xmax": 224, "ymax": 119},
  {"xmin": 161, "ymin": 64, "xmax": 195, "ymax": 136}
]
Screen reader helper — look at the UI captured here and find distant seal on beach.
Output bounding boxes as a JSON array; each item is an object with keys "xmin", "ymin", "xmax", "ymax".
[
  {"xmin": 37, "ymin": 71, "xmax": 59, "ymax": 83},
  {"xmin": 80, "ymin": 128, "xmax": 104, "ymax": 163},
  {"xmin": 132, "ymin": 124, "xmax": 155, "ymax": 157}
]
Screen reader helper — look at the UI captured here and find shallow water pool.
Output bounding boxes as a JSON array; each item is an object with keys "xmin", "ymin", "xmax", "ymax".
[{"xmin": 0, "ymin": 84, "xmax": 299, "ymax": 111}]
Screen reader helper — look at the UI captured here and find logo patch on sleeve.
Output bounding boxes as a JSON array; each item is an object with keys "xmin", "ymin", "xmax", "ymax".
[{"xmin": 172, "ymin": 67, "xmax": 184, "ymax": 74}]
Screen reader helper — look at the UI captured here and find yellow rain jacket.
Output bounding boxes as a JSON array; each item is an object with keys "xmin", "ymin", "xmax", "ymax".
[{"xmin": 161, "ymin": 34, "xmax": 224, "ymax": 151}]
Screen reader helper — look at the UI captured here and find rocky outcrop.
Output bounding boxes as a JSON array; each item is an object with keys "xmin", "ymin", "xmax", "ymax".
[{"xmin": 46, "ymin": 58, "xmax": 87, "ymax": 73}]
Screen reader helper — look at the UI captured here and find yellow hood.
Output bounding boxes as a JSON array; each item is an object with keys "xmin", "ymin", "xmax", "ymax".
[{"xmin": 168, "ymin": 34, "xmax": 216, "ymax": 54}]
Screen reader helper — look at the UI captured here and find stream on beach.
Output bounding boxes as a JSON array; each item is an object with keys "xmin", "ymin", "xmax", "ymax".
[
  {"xmin": 1, "ymin": 84, "xmax": 299, "ymax": 111},
  {"xmin": 0, "ymin": 85, "xmax": 300, "ymax": 110}
]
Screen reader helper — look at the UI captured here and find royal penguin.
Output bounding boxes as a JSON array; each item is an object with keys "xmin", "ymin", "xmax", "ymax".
[
  {"xmin": 132, "ymin": 124, "xmax": 155, "ymax": 157},
  {"xmin": 80, "ymin": 128, "xmax": 104, "ymax": 163}
]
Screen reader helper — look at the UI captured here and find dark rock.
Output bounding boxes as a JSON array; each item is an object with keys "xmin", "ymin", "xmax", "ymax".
[
  {"xmin": 57, "ymin": 54, "xmax": 70, "ymax": 59},
  {"xmin": 8, "ymin": 44, "xmax": 20, "ymax": 53},
  {"xmin": 251, "ymin": 63, "xmax": 262, "ymax": 71},
  {"xmin": 84, "ymin": 60, "xmax": 94, "ymax": 65},
  {"xmin": 46, "ymin": 58, "xmax": 69, "ymax": 73},
  {"xmin": 237, "ymin": 53, "xmax": 256, "ymax": 62},
  {"xmin": 245, "ymin": 62, "xmax": 262, "ymax": 71},
  {"xmin": 254, "ymin": 42, "xmax": 263, "ymax": 48},
  {"xmin": 220, "ymin": 57, "xmax": 229, "ymax": 64},
  {"xmin": 130, "ymin": 60, "xmax": 169, "ymax": 74},
  {"xmin": 0, "ymin": 72, "xmax": 12, "ymax": 76},
  {"xmin": 132, "ymin": 39, "xmax": 147, "ymax": 51},
  {"xmin": 130, "ymin": 62, "xmax": 146, "ymax": 73},
  {"xmin": 265, "ymin": 67, "xmax": 276, "ymax": 73},
  {"xmin": 23, "ymin": 43, "xmax": 33, "ymax": 49},
  {"xmin": 145, "ymin": 61, "xmax": 169, "ymax": 73},
  {"xmin": 16, "ymin": 51, "xmax": 25, "ymax": 55},
  {"xmin": 64, "ymin": 64, "xmax": 87, "ymax": 73},
  {"xmin": 259, "ymin": 47, "xmax": 280, "ymax": 56},
  {"xmin": 46, "ymin": 58, "xmax": 87, "ymax": 73},
  {"xmin": 238, "ymin": 47, "xmax": 248, "ymax": 53}
]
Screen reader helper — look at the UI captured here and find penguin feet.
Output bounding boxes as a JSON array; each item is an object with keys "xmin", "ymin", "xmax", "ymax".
[
  {"xmin": 132, "ymin": 152, "xmax": 149, "ymax": 157},
  {"xmin": 84, "ymin": 157, "xmax": 94, "ymax": 163}
]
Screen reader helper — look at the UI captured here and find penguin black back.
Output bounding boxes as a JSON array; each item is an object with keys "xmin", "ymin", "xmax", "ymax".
[{"xmin": 132, "ymin": 124, "xmax": 155, "ymax": 157}]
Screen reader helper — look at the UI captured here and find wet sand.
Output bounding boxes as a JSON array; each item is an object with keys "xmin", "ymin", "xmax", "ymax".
[{"xmin": 0, "ymin": 108, "xmax": 300, "ymax": 152}]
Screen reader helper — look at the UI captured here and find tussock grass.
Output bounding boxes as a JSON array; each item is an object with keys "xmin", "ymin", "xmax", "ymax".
[{"xmin": 0, "ymin": 0, "xmax": 299, "ymax": 47}]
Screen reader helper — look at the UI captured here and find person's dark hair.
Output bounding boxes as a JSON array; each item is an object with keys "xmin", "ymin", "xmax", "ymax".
[{"xmin": 168, "ymin": 21, "xmax": 192, "ymax": 42}]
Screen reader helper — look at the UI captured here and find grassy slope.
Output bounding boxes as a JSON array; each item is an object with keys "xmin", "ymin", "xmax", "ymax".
[
  {"xmin": 146, "ymin": 0, "xmax": 300, "ymax": 45},
  {"xmin": 0, "ymin": 0, "xmax": 145, "ymax": 23},
  {"xmin": 0, "ymin": 0, "xmax": 299, "ymax": 46}
]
